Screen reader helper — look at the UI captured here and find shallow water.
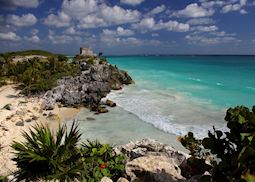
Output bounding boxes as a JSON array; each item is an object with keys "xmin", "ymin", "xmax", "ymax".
[{"xmin": 67, "ymin": 56, "xmax": 255, "ymax": 148}]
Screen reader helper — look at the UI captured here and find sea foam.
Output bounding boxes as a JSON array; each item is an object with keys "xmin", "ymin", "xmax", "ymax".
[{"xmin": 107, "ymin": 86, "xmax": 226, "ymax": 138}]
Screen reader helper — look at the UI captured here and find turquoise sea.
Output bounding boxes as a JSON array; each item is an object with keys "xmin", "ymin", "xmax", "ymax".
[{"xmin": 69, "ymin": 56, "xmax": 255, "ymax": 149}]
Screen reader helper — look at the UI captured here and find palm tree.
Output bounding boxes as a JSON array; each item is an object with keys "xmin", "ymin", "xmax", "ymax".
[{"xmin": 12, "ymin": 122, "xmax": 82, "ymax": 182}]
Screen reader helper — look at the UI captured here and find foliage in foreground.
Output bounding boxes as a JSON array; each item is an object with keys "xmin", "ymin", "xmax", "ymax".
[
  {"xmin": 180, "ymin": 106, "xmax": 255, "ymax": 182},
  {"xmin": 11, "ymin": 122, "xmax": 126, "ymax": 182}
]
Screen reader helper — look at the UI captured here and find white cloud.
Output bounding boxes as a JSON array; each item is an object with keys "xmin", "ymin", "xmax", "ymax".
[
  {"xmin": 132, "ymin": 17, "xmax": 190, "ymax": 32},
  {"xmin": 6, "ymin": 13, "xmax": 37, "ymax": 27},
  {"xmin": 200, "ymin": 0, "xmax": 225, "ymax": 9},
  {"xmin": 221, "ymin": 0, "xmax": 247, "ymax": 14},
  {"xmin": 102, "ymin": 27, "xmax": 134, "ymax": 37},
  {"xmin": 252, "ymin": 39, "xmax": 255, "ymax": 42},
  {"xmin": 0, "ymin": 31, "xmax": 20, "ymax": 41},
  {"xmin": 120, "ymin": 0, "xmax": 144, "ymax": 6},
  {"xmin": 191, "ymin": 25, "xmax": 218, "ymax": 32},
  {"xmin": 52, "ymin": 0, "xmax": 141, "ymax": 29},
  {"xmin": 132, "ymin": 17, "xmax": 155, "ymax": 30},
  {"xmin": 78, "ymin": 14, "xmax": 106, "ymax": 29},
  {"xmin": 25, "ymin": 35, "xmax": 40, "ymax": 43},
  {"xmin": 158, "ymin": 20, "xmax": 190, "ymax": 32},
  {"xmin": 172, "ymin": 3, "xmax": 214, "ymax": 18},
  {"xmin": 48, "ymin": 30, "xmax": 74, "ymax": 44},
  {"xmin": 147, "ymin": 5, "xmax": 166, "ymax": 16},
  {"xmin": 64, "ymin": 27, "xmax": 81, "ymax": 35},
  {"xmin": 240, "ymin": 9, "xmax": 247, "ymax": 14},
  {"xmin": 101, "ymin": 5, "xmax": 141, "ymax": 24},
  {"xmin": 185, "ymin": 34, "xmax": 240, "ymax": 45},
  {"xmin": 44, "ymin": 12, "xmax": 71, "ymax": 28},
  {"xmin": 12, "ymin": 0, "xmax": 40, "ymax": 8},
  {"xmin": 101, "ymin": 36, "xmax": 142, "ymax": 46},
  {"xmin": 1, "ymin": 0, "xmax": 40, "ymax": 8},
  {"xmin": 62, "ymin": 0, "xmax": 98, "ymax": 19},
  {"xmin": 187, "ymin": 18, "xmax": 215, "ymax": 25}
]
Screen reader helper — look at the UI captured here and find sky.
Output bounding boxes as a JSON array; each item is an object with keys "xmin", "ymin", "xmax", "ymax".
[{"xmin": 0, "ymin": 0, "xmax": 255, "ymax": 55}]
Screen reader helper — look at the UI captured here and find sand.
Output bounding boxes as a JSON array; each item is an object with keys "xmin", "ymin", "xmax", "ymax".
[{"xmin": 0, "ymin": 85, "xmax": 80, "ymax": 176}]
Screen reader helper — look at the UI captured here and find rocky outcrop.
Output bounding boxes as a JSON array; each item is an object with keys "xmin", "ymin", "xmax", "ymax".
[
  {"xmin": 114, "ymin": 139, "xmax": 191, "ymax": 182},
  {"xmin": 41, "ymin": 59, "xmax": 133, "ymax": 111}
]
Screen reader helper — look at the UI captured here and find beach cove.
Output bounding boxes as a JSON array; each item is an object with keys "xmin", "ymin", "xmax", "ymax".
[{"xmin": 71, "ymin": 55, "xmax": 255, "ymax": 148}]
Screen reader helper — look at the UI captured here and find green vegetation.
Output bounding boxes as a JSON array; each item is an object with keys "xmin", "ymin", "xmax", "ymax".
[
  {"xmin": 12, "ymin": 122, "xmax": 126, "ymax": 182},
  {"xmin": 0, "ymin": 52, "xmax": 79, "ymax": 95},
  {"xmin": 180, "ymin": 105, "xmax": 255, "ymax": 182},
  {"xmin": 0, "ymin": 50, "xmax": 62, "ymax": 60}
]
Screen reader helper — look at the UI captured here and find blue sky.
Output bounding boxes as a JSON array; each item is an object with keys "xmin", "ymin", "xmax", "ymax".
[{"xmin": 0, "ymin": 0, "xmax": 255, "ymax": 55}]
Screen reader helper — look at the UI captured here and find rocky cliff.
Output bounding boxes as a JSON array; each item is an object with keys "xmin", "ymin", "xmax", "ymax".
[{"xmin": 41, "ymin": 57, "xmax": 133, "ymax": 112}]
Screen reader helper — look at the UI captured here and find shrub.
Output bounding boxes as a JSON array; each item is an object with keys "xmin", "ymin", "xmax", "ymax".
[
  {"xmin": 180, "ymin": 106, "xmax": 255, "ymax": 182},
  {"xmin": 1, "ymin": 56, "xmax": 79, "ymax": 94},
  {"xmin": 12, "ymin": 122, "xmax": 126, "ymax": 181},
  {"xmin": 79, "ymin": 141, "xmax": 126, "ymax": 181}
]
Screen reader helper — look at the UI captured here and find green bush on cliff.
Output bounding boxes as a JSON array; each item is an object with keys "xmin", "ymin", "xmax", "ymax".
[
  {"xmin": 180, "ymin": 106, "xmax": 255, "ymax": 182},
  {"xmin": 12, "ymin": 122, "xmax": 126, "ymax": 181}
]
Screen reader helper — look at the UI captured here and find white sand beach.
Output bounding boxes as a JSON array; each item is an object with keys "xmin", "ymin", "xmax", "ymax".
[{"xmin": 0, "ymin": 84, "xmax": 80, "ymax": 176}]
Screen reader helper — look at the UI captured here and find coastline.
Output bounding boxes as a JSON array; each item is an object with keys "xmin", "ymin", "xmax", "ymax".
[{"xmin": 0, "ymin": 84, "xmax": 80, "ymax": 176}]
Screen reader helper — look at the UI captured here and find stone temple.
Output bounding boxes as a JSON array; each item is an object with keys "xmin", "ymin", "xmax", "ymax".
[{"xmin": 80, "ymin": 47, "xmax": 94, "ymax": 56}]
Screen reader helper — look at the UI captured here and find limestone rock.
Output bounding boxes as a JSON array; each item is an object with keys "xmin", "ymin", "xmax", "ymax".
[
  {"xmin": 97, "ymin": 107, "xmax": 109, "ymax": 114},
  {"xmin": 100, "ymin": 177, "xmax": 113, "ymax": 182},
  {"xmin": 41, "ymin": 60, "xmax": 133, "ymax": 111},
  {"xmin": 126, "ymin": 155, "xmax": 185, "ymax": 182},
  {"xmin": 117, "ymin": 177, "xmax": 129, "ymax": 182},
  {"xmin": 106, "ymin": 99, "xmax": 117, "ymax": 107},
  {"xmin": 114, "ymin": 139, "xmax": 189, "ymax": 182},
  {"xmin": 15, "ymin": 121, "xmax": 24, "ymax": 126}
]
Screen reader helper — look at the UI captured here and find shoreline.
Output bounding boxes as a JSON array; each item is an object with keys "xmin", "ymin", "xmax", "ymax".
[{"xmin": 0, "ymin": 84, "xmax": 80, "ymax": 176}]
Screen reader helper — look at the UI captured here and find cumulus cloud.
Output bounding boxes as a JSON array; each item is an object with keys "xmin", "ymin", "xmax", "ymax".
[
  {"xmin": 62, "ymin": 0, "xmax": 98, "ymax": 19},
  {"xmin": 25, "ymin": 35, "xmax": 40, "ymax": 43},
  {"xmin": 100, "ymin": 5, "xmax": 141, "ymax": 24},
  {"xmin": 200, "ymin": 0, "xmax": 225, "ymax": 9},
  {"xmin": 101, "ymin": 35, "xmax": 143, "ymax": 46},
  {"xmin": 120, "ymin": 0, "xmax": 144, "ymax": 6},
  {"xmin": 64, "ymin": 27, "xmax": 82, "ymax": 35},
  {"xmin": 45, "ymin": 0, "xmax": 141, "ymax": 29},
  {"xmin": 221, "ymin": 0, "xmax": 247, "ymax": 14},
  {"xmin": 132, "ymin": 17, "xmax": 190, "ymax": 32},
  {"xmin": 185, "ymin": 34, "xmax": 240, "ymax": 45},
  {"xmin": 48, "ymin": 30, "xmax": 74, "ymax": 44},
  {"xmin": 191, "ymin": 25, "xmax": 218, "ymax": 32},
  {"xmin": 0, "ymin": 0, "xmax": 40, "ymax": 9},
  {"xmin": 172, "ymin": 3, "xmax": 214, "ymax": 18},
  {"xmin": 147, "ymin": 5, "xmax": 166, "ymax": 16},
  {"xmin": 78, "ymin": 14, "xmax": 106, "ymax": 29},
  {"xmin": 44, "ymin": 12, "xmax": 71, "ymax": 28},
  {"xmin": 102, "ymin": 27, "xmax": 134, "ymax": 37},
  {"xmin": 6, "ymin": 13, "xmax": 37, "ymax": 27},
  {"xmin": 187, "ymin": 18, "xmax": 215, "ymax": 25},
  {"xmin": 0, "ymin": 31, "xmax": 21, "ymax": 41}
]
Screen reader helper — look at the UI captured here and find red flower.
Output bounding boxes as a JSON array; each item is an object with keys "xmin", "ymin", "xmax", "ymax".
[{"xmin": 100, "ymin": 163, "xmax": 107, "ymax": 169}]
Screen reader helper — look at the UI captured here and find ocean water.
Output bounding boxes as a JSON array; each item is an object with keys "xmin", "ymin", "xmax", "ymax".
[{"xmin": 68, "ymin": 56, "xmax": 255, "ymax": 148}]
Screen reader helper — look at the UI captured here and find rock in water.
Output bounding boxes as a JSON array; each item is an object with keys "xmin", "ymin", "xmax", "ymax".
[
  {"xmin": 106, "ymin": 99, "xmax": 117, "ymax": 107},
  {"xmin": 41, "ymin": 60, "xmax": 133, "ymax": 111}
]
